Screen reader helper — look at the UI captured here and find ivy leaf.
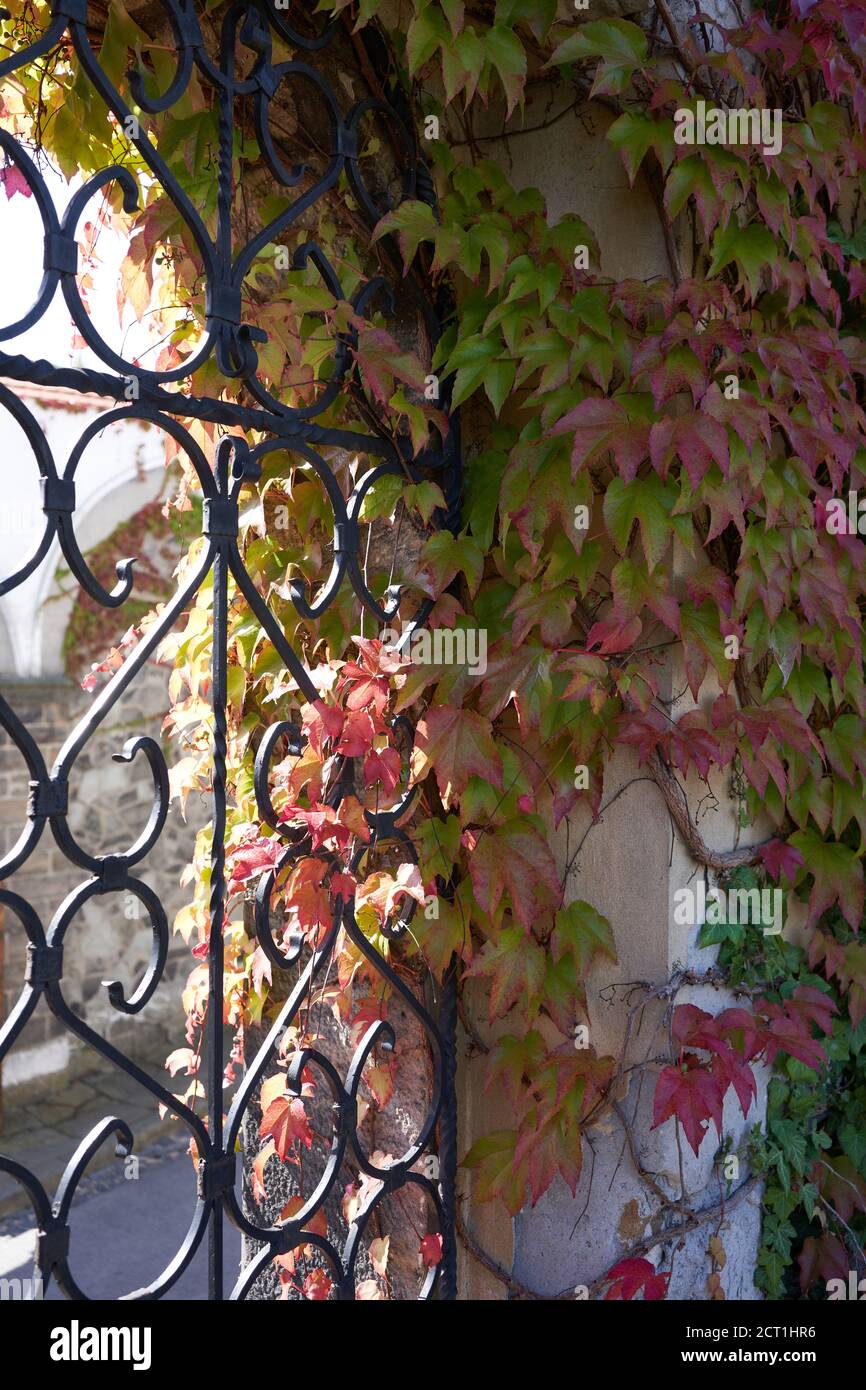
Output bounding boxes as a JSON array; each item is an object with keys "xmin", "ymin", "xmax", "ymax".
[
  {"xmin": 484, "ymin": 25, "xmax": 527, "ymax": 117},
  {"xmin": 711, "ymin": 1048, "xmax": 758, "ymax": 1120},
  {"xmin": 403, "ymin": 480, "xmax": 447, "ymax": 525},
  {"xmin": 547, "ymin": 19, "xmax": 647, "ymax": 96},
  {"xmin": 815, "ymin": 1154, "xmax": 866, "ymax": 1223},
  {"xmin": 462, "ymin": 1129, "xmax": 527, "ymax": 1214},
  {"xmin": 406, "ymin": 3, "xmax": 451, "ymax": 71},
  {"xmin": 603, "ymin": 1257, "xmax": 669, "ymax": 1301},
  {"xmin": 665, "ymin": 154, "xmax": 722, "ymax": 233},
  {"xmin": 603, "ymin": 476, "xmax": 672, "ymax": 571},
  {"xmin": 493, "ymin": 0, "xmax": 553, "ymax": 37},
  {"xmin": 441, "ymin": 0, "xmax": 465, "ymax": 36},
  {"xmin": 757, "ymin": 998, "xmax": 829, "ymax": 1073},
  {"xmin": 420, "ymin": 1232, "xmax": 443, "ymax": 1267},
  {"xmin": 543, "ymin": 950, "xmax": 586, "ymax": 1032},
  {"xmin": 758, "ymin": 838, "xmax": 805, "ymax": 883},
  {"xmin": 413, "ymin": 704, "xmax": 503, "ymax": 808},
  {"xmin": 484, "ymin": 356, "xmax": 516, "ymax": 416},
  {"xmin": 649, "ymin": 413, "xmax": 729, "ymax": 486},
  {"xmin": 679, "ymin": 600, "xmax": 730, "ymax": 698},
  {"xmin": 465, "ymin": 924, "xmax": 547, "ymax": 1020},
  {"xmin": 822, "ymin": 714, "xmax": 866, "ymax": 784},
  {"xmin": 417, "ymin": 528, "xmax": 485, "ymax": 597},
  {"xmin": 708, "ymin": 220, "xmax": 779, "ymax": 298},
  {"xmin": 647, "ymin": 344, "xmax": 707, "ymax": 412},
  {"xmin": 371, "ymin": 198, "xmax": 438, "ymax": 268},
  {"xmin": 789, "ymin": 830, "xmax": 865, "ymax": 930},
  {"xmin": 478, "ymin": 640, "xmax": 553, "ymax": 729},
  {"xmin": 487, "ymin": 1030, "xmax": 546, "ymax": 1104},
  {"xmin": 608, "ymin": 111, "xmax": 672, "ymax": 184},
  {"xmin": 505, "ymin": 581, "xmax": 575, "ymax": 647},
  {"xmin": 836, "ymin": 943, "xmax": 866, "ymax": 1029},
  {"xmin": 550, "ymin": 396, "xmax": 648, "ymax": 481},
  {"xmin": 369, "ymin": 1235, "xmax": 390, "ymax": 1278},
  {"xmin": 446, "ymin": 332, "xmax": 504, "ymax": 408},
  {"xmin": 584, "ymin": 609, "xmax": 642, "ymax": 655},
  {"xmin": 652, "ymin": 1058, "xmax": 725, "ymax": 1156},
  {"xmin": 515, "ymin": 1105, "xmax": 583, "ymax": 1204},
  {"xmin": 554, "ymin": 900, "xmax": 617, "ymax": 975},
  {"xmin": 356, "ymin": 325, "xmax": 427, "ymax": 402},
  {"xmin": 463, "ymin": 448, "xmax": 502, "ymax": 552},
  {"xmin": 469, "ymin": 820, "xmax": 562, "ymax": 931},
  {"xmin": 260, "ymin": 1091, "xmax": 314, "ymax": 1162},
  {"xmin": 0, "ymin": 164, "xmax": 32, "ymax": 200}
]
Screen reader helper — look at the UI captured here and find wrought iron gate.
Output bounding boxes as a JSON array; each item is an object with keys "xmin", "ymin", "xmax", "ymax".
[{"xmin": 0, "ymin": 0, "xmax": 459, "ymax": 1300}]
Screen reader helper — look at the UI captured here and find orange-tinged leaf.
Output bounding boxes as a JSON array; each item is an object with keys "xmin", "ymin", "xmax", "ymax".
[
  {"xmin": 252, "ymin": 1140, "xmax": 276, "ymax": 1203},
  {"xmin": 260, "ymin": 1093, "xmax": 313, "ymax": 1161},
  {"xmin": 462, "ymin": 1128, "xmax": 528, "ymax": 1214},
  {"xmin": 469, "ymin": 821, "xmax": 561, "ymax": 931},
  {"xmin": 413, "ymin": 705, "xmax": 503, "ymax": 808}
]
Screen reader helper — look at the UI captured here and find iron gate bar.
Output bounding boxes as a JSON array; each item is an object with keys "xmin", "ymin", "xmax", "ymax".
[{"xmin": 0, "ymin": 0, "xmax": 460, "ymax": 1300}]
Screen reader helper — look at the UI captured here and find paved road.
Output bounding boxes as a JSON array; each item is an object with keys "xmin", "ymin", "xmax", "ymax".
[{"xmin": 0, "ymin": 1136, "xmax": 243, "ymax": 1300}]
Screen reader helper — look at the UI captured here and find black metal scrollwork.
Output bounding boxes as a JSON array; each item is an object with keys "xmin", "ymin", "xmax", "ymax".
[{"xmin": 0, "ymin": 0, "xmax": 460, "ymax": 1301}]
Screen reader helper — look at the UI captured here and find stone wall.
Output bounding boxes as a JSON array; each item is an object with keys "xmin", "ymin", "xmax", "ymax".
[{"xmin": 0, "ymin": 662, "xmax": 200, "ymax": 1097}]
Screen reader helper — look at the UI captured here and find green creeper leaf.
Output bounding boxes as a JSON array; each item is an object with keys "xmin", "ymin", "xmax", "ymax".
[
  {"xmin": 708, "ymin": 219, "xmax": 779, "ymax": 298},
  {"xmin": 554, "ymin": 900, "xmax": 618, "ymax": 975},
  {"xmin": 468, "ymin": 216, "xmax": 511, "ymax": 291},
  {"xmin": 358, "ymin": 472, "xmax": 403, "ymax": 522},
  {"xmin": 441, "ymin": 40, "xmax": 470, "ymax": 104},
  {"xmin": 543, "ymin": 951, "xmax": 585, "ymax": 1033},
  {"xmin": 454, "ymin": 28, "xmax": 486, "ymax": 102},
  {"xmin": 441, "ymin": 0, "xmax": 465, "ymax": 37},
  {"xmin": 547, "ymin": 18, "xmax": 647, "ymax": 95},
  {"xmin": 504, "ymin": 256, "xmax": 561, "ymax": 314},
  {"xmin": 822, "ymin": 714, "xmax": 866, "ymax": 784},
  {"xmin": 389, "ymin": 386, "xmax": 436, "ymax": 455},
  {"xmin": 446, "ymin": 332, "xmax": 504, "ymax": 407},
  {"xmin": 464, "ymin": 448, "xmax": 502, "ymax": 552},
  {"xmin": 356, "ymin": 325, "xmax": 427, "ymax": 403},
  {"xmin": 789, "ymin": 831, "xmax": 865, "ymax": 931},
  {"xmin": 415, "ymin": 813, "xmax": 463, "ymax": 885},
  {"xmin": 410, "ymin": 888, "xmax": 473, "ymax": 976},
  {"xmin": 462, "ymin": 1128, "xmax": 527, "ymax": 1213},
  {"xmin": 371, "ymin": 198, "xmax": 438, "ymax": 268},
  {"xmin": 544, "ymin": 214, "xmax": 600, "ymax": 269},
  {"xmin": 571, "ymin": 287, "xmax": 612, "ymax": 339},
  {"xmin": 418, "ymin": 528, "xmax": 485, "ymax": 597},
  {"xmin": 406, "ymin": 3, "xmax": 451, "ymax": 71},
  {"xmin": 484, "ymin": 357, "xmax": 516, "ymax": 416},
  {"xmin": 483, "ymin": 24, "xmax": 527, "ymax": 117},
  {"xmin": 478, "ymin": 641, "xmax": 553, "ymax": 726},
  {"xmin": 403, "ymin": 480, "xmax": 447, "ymax": 525},
  {"xmin": 832, "ymin": 778, "xmax": 866, "ymax": 850},
  {"xmin": 495, "ymin": 0, "xmax": 556, "ymax": 40},
  {"xmin": 487, "ymin": 1031, "xmax": 546, "ymax": 1105},
  {"xmin": 806, "ymin": 101, "xmax": 846, "ymax": 153},
  {"xmin": 679, "ymin": 600, "xmax": 730, "ymax": 697},
  {"xmin": 505, "ymin": 582, "xmax": 574, "ymax": 647},
  {"xmin": 665, "ymin": 154, "xmax": 720, "ymax": 231},
  {"xmin": 608, "ymin": 111, "xmax": 673, "ymax": 183},
  {"xmin": 603, "ymin": 475, "xmax": 672, "ymax": 571}
]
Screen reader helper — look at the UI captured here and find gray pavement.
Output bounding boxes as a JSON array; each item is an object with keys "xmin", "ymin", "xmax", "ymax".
[{"xmin": 0, "ymin": 1069, "xmax": 243, "ymax": 1300}]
